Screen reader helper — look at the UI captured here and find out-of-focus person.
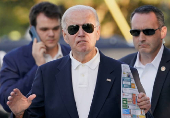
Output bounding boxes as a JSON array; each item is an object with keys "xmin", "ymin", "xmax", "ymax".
[
  {"xmin": 0, "ymin": 1, "xmax": 70, "ymax": 112},
  {"xmin": 119, "ymin": 5, "xmax": 169, "ymax": 118}
]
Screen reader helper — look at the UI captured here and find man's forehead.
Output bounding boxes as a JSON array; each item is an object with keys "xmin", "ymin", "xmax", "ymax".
[
  {"xmin": 36, "ymin": 18, "xmax": 61, "ymax": 28},
  {"xmin": 131, "ymin": 12, "xmax": 158, "ymax": 28},
  {"xmin": 65, "ymin": 10, "xmax": 96, "ymax": 25},
  {"xmin": 132, "ymin": 12, "xmax": 157, "ymax": 21},
  {"xmin": 68, "ymin": 9, "xmax": 93, "ymax": 17}
]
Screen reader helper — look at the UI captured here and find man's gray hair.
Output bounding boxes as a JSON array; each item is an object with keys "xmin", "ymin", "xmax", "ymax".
[{"xmin": 61, "ymin": 5, "xmax": 100, "ymax": 31}]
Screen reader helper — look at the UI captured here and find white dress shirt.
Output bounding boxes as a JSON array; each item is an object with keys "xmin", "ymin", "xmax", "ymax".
[
  {"xmin": 0, "ymin": 51, "xmax": 6, "ymax": 69},
  {"xmin": 70, "ymin": 48, "xmax": 100, "ymax": 118},
  {"xmin": 134, "ymin": 44, "xmax": 164, "ymax": 101},
  {"xmin": 44, "ymin": 43, "xmax": 63, "ymax": 62}
]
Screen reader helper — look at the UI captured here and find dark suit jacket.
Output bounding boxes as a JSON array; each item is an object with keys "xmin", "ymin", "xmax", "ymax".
[
  {"xmin": 18, "ymin": 52, "xmax": 151, "ymax": 118},
  {"xmin": 119, "ymin": 46, "xmax": 170, "ymax": 118},
  {"xmin": 0, "ymin": 41, "xmax": 71, "ymax": 112}
]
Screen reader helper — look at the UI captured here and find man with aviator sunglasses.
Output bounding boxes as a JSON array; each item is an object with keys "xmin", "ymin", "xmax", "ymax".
[
  {"xmin": 120, "ymin": 5, "xmax": 169, "ymax": 118},
  {"xmin": 7, "ymin": 5, "xmax": 152, "ymax": 118}
]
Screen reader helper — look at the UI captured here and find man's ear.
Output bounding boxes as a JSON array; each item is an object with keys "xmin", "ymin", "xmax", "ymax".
[
  {"xmin": 161, "ymin": 26, "xmax": 167, "ymax": 39},
  {"xmin": 62, "ymin": 29, "xmax": 69, "ymax": 44},
  {"xmin": 96, "ymin": 26, "xmax": 100, "ymax": 41}
]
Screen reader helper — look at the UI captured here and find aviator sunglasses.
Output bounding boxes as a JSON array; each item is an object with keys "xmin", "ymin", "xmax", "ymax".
[
  {"xmin": 130, "ymin": 27, "xmax": 161, "ymax": 36},
  {"xmin": 67, "ymin": 23, "xmax": 96, "ymax": 35}
]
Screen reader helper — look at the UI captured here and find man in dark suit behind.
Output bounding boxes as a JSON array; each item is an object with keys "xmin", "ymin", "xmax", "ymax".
[
  {"xmin": 119, "ymin": 5, "xmax": 169, "ymax": 118},
  {"xmin": 0, "ymin": 2, "xmax": 70, "ymax": 112},
  {"xmin": 7, "ymin": 5, "xmax": 152, "ymax": 118}
]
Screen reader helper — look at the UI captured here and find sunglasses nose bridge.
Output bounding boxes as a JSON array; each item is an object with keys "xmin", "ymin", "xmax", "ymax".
[
  {"xmin": 77, "ymin": 26, "xmax": 85, "ymax": 35},
  {"xmin": 138, "ymin": 30, "xmax": 146, "ymax": 41}
]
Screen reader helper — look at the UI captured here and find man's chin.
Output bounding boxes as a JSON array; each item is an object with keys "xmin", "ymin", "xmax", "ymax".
[
  {"xmin": 78, "ymin": 47, "xmax": 89, "ymax": 52},
  {"xmin": 46, "ymin": 45, "xmax": 58, "ymax": 50},
  {"xmin": 139, "ymin": 49, "xmax": 150, "ymax": 54}
]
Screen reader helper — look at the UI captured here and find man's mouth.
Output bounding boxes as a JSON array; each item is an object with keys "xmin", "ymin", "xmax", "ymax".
[
  {"xmin": 47, "ymin": 39, "xmax": 55, "ymax": 42},
  {"xmin": 77, "ymin": 40, "xmax": 87, "ymax": 44},
  {"xmin": 139, "ymin": 44, "xmax": 148, "ymax": 48}
]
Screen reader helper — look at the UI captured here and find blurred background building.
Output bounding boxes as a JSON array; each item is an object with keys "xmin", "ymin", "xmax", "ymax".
[{"xmin": 0, "ymin": 0, "xmax": 170, "ymax": 117}]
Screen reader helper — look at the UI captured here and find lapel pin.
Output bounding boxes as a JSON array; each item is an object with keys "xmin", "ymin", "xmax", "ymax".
[
  {"xmin": 106, "ymin": 79, "xmax": 111, "ymax": 82},
  {"xmin": 161, "ymin": 66, "xmax": 166, "ymax": 71}
]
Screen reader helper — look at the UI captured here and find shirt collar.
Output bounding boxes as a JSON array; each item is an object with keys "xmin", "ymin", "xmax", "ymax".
[
  {"xmin": 151, "ymin": 44, "xmax": 164, "ymax": 69},
  {"xmin": 70, "ymin": 47, "xmax": 100, "ymax": 70},
  {"xmin": 134, "ymin": 52, "xmax": 144, "ymax": 68},
  {"xmin": 134, "ymin": 44, "xmax": 164, "ymax": 69},
  {"xmin": 55, "ymin": 43, "xmax": 63, "ymax": 59}
]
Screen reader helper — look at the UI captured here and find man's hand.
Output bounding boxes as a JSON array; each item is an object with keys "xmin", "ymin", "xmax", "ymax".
[
  {"xmin": 7, "ymin": 88, "xmax": 36, "ymax": 118},
  {"xmin": 137, "ymin": 92, "xmax": 151, "ymax": 113},
  {"xmin": 32, "ymin": 38, "xmax": 46, "ymax": 66}
]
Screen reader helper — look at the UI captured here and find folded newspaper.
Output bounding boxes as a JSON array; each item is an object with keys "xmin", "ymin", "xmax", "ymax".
[{"xmin": 121, "ymin": 64, "xmax": 145, "ymax": 118}]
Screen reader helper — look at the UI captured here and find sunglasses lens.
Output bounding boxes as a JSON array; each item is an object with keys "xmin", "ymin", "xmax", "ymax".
[
  {"xmin": 82, "ymin": 23, "xmax": 94, "ymax": 33},
  {"xmin": 143, "ymin": 29, "xmax": 155, "ymax": 35},
  {"xmin": 130, "ymin": 30, "xmax": 140, "ymax": 36},
  {"xmin": 68, "ymin": 25, "xmax": 79, "ymax": 35}
]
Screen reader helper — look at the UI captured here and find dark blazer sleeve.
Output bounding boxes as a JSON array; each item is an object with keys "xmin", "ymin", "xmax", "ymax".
[
  {"xmin": 22, "ymin": 66, "xmax": 45, "ymax": 118},
  {"xmin": 0, "ymin": 44, "xmax": 38, "ymax": 112},
  {"xmin": 10, "ymin": 67, "xmax": 45, "ymax": 118}
]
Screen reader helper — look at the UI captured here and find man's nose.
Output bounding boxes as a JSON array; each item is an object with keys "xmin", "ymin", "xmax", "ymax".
[
  {"xmin": 48, "ymin": 30, "xmax": 54, "ymax": 36},
  {"xmin": 138, "ymin": 31, "xmax": 146, "ymax": 41},
  {"xmin": 77, "ymin": 26, "xmax": 85, "ymax": 36}
]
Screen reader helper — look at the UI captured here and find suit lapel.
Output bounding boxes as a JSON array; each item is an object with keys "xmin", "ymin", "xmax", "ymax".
[
  {"xmin": 55, "ymin": 56, "xmax": 79, "ymax": 118},
  {"xmin": 151, "ymin": 47, "xmax": 170, "ymax": 113},
  {"xmin": 88, "ymin": 53, "xmax": 116, "ymax": 118},
  {"xmin": 129, "ymin": 53, "xmax": 137, "ymax": 67}
]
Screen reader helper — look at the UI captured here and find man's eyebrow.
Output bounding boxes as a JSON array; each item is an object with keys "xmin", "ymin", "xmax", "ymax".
[
  {"xmin": 53, "ymin": 25, "xmax": 60, "ymax": 29},
  {"xmin": 54, "ymin": 25, "xmax": 60, "ymax": 28},
  {"xmin": 39, "ymin": 27, "xmax": 48, "ymax": 30},
  {"xmin": 39, "ymin": 25, "xmax": 60, "ymax": 30}
]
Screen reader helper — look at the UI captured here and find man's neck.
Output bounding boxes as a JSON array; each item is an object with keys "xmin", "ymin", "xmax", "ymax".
[
  {"xmin": 46, "ymin": 45, "xmax": 59, "ymax": 58},
  {"xmin": 139, "ymin": 51, "xmax": 159, "ymax": 65},
  {"xmin": 139, "ymin": 44, "xmax": 163, "ymax": 65},
  {"xmin": 72, "ymin": 48, "xmax": 97, "ymax": 63},
  {"xmin": 139, "ymin": 54, "xmax": 155, "ymax": 65}
]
